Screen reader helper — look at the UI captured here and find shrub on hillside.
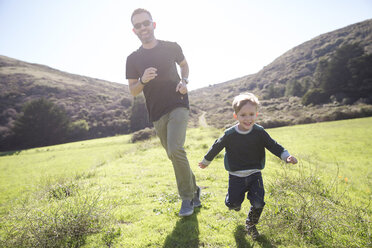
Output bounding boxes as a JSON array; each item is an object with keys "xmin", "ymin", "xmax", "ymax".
[
  {"xmin": 262, "ymin": 84, "xmax": 285, "ymax": 100},
  {"xmin": 69, "ymin": 119, "xmax": 90, "ymax": 141},
  {"xmin": 130, "ymin": 96, "xmax": 151, "ymax": 132},
  {"xmin": 0, "ymin": 189, "xmax": 111, "ymax": 248},
  {"xmin": 12, "ymin": 98, "xmax": 71, "ymax": 149},
  {"xmin": 264, "ymin": 163, "xmax": 370, "ymax": 247},
  {"xmin": 258, "ymin": 119, "xmax": 292, "ymax": 129},
  {"xmin": 131, "ymin": 128, "xmax": 156, "ymax": 143},
  {"xmin": 285, "ymin": 78, "xmax": 311, "ymax": 97},
  {"xmin": 306, "ymin": 43, "xmax": 372, "ymax": 105},
  {"xmin": 301, "ymin": 88, "xmax": 329, "ymax": 106},
  {"xmin": 318, "ymin": 107, "xmax": 372, "ymax": 122},
  {"xmin": 360, "ymin": 106, "xmax": 372, "ymax": 116},
  {"xmin": 295, "ymin": 116, "xmax": 316, "ymax": 125}
]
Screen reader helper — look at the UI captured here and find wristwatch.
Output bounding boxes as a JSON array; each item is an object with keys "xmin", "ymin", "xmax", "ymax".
[
  {"xmin": 140, "ymin": 77, "xmax": 146, "ymax": 85},
  {"xmin": 182, "ymin": 77, "xmax": 189, "ymax": 84}
]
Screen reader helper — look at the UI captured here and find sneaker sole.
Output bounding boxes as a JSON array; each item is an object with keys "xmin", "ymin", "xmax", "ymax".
[
  {"xmin": 194, "ymin": 202, "xmax": 202, "ymax": 208},
  {"xmin": 228, "ymin": 206, "xmax": 241, "ymax": 211},
  {"xmin": 179, "ymin": 209, "xmax": 194, "ymax": 217}
]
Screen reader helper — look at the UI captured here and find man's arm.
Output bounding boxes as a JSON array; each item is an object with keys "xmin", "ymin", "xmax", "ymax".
[
  {"xmin": 179, "ymin": 58, "xmax": 189, "ymax": 80},
  {"xmin": 128, "ymin": 67, "xmax": 158, "ymax": 96},
  {"xmin": 128, "ymin": 78, "xmax": 144, "ymax": 96},
  {"xmin": 176, "ymin": 58, "xmax": 189, "ymax": 94}
]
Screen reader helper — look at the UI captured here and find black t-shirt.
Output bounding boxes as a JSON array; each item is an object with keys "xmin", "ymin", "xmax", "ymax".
[{"xmin": 126, "ymin": 40, "xmax": 189, "ymax": 122}]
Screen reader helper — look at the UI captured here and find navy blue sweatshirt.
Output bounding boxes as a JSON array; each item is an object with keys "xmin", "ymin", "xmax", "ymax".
[{"xmin": 202, "ymin": 124, "xmax": 289, "ymax": 172}]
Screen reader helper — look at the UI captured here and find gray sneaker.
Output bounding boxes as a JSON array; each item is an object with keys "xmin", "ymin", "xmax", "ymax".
[
  {"xmin": 179, "ymin": 200, "xmax": 194, "ymax": 217},
  {"xmin": 228, "ymin": 205, "xmax": 241, "ymax": 212},
  {"xmin": 193, "ymin": 186, "xmax": 202, "ymax": 208}
]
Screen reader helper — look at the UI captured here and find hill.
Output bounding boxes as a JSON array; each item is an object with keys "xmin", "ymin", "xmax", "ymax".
[
  {"xmin": 0, "ymin": 55, "xmax": 133, "ymax": 137},
  {"xmin": 189, "ymin": 19, "xmax": 372, "ymax": 128},
  {"xmin": 0, "ymin": 55, "xmax": 202, "ymax": 150},
  {"xmin": 1, "ymin": 19, "xmax": 372, "ymax": 150}
]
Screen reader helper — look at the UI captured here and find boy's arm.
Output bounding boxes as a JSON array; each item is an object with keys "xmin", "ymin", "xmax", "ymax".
[
  {"xmin": 199, "ymin": 135, "xmax": 226, "ymax": 168},
  {"xmin": 262, "ymin": 130, "xmax": 298, "ymax": 164},
  {"xmin": 261, "ymin": 129, "xmax": 292, "ymax": 161},
  {"xmin": 280, "ymin": 151, "xmax": 298, "ymax": 164},
  {"xmin": 262, "ymin": 129, "xmax": 286, "ymax": 158}
]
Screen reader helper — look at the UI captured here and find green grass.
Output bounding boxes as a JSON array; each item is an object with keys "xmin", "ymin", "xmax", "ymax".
[{"xmin": 0, "ymin": 118, "xmax": 371, "ymax": 247}]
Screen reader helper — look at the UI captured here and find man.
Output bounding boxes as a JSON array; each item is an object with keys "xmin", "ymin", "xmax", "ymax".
[{"xmin": 126, "ymin": 8, "xmax": 200, "ymax": 217}]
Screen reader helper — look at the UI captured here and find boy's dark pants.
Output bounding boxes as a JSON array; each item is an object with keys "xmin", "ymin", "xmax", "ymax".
[{"xmin": 225, "ymin": 172, "xmax": 265, "ymax": 227}]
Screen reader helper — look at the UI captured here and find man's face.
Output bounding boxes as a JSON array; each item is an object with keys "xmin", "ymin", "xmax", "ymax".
[{"xmin": 132, "ymin": 12, "xmax": 155, "ymax": 44}]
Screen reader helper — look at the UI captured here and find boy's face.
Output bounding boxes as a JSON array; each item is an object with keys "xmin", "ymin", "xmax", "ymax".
[{"xmin": 236, "ymin": 102, "xmax": 258, "ymax": 131}]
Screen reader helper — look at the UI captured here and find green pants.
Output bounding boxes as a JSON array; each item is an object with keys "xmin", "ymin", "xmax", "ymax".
[{"xmin": 153, "ymin": 107, "xmax": 197, "ymax": 200}]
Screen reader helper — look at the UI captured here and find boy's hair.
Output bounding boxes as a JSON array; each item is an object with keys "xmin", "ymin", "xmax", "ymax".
[
  {"xmin": 232, "ymin": 93, "xmax": 260, "ymax": 113},
  {"xmin": 131, "ymin": 8, "xmax": 153, "ymax": 23}
]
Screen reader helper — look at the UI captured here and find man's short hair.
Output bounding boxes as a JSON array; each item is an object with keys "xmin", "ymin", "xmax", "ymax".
[
  {"xmin": 131, "ymin": 8, "xmax": 152, "ymax": 23},
  {"xmin": 232, "ymin": 93, "xmax": 260, "ymax": 113}
]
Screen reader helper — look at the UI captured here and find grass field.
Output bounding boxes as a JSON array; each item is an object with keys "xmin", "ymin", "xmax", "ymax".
[{"xmin": 0, "ymin": 117, "xmax": 371, "ymax": 247}]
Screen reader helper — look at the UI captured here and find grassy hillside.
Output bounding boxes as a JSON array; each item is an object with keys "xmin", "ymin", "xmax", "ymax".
[
  {"xmin": 189, "ymin": 19, "xmax": 372, "ymax": 129},
  {"xmin": 0, "ymin": 55, "xmax": 135, "ymax": 138},
  {"xmin": 1, "ymin": 19, "xmax": 372, "ymax": 149},
  {"xmin": 0, "ymin": 55, "xmax": 200, "ymax": 147},
  {"xmin": 0, "ymin": 118, "xmax": 371, "ymax": 247}
]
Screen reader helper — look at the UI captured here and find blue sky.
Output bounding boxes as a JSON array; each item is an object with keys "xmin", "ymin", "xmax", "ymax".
[{"xmin": 0, "ymin": 0, "xmax": 371, "ymax": 90}]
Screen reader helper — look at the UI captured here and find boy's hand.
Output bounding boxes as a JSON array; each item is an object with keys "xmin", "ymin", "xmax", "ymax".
[
  {"xmin": 198, "ymin": 162, "xmax": 208, "ymax": 169},
  {"xmin": 286, "ymin": 155, "xmax": 298, "ymax": 164}
]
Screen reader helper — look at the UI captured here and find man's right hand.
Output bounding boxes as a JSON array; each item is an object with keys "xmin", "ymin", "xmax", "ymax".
[{"xmin": 141, "ymin": 67, "xmax": 158, "ymax": 84}]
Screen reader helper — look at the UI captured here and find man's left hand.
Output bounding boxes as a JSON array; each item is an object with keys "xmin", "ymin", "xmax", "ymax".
[{"xmin": 176, "ymin": 82, "xmax": 188, "ymax": 94}]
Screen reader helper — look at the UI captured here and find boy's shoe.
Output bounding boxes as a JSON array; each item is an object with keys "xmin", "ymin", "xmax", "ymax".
[
  {"xmin": 246, "ymin": 225, "xmax": 260, "ymax": 240},
  {"xmin": 228, "ymin": 205, "xmax": 241, "ymax": 212},
  {"xmin": 193, "ymin": 186, "xmax": 202, "ymax": 207},
  {"xmin": 179, "ymin": 200, "xmax": 194, "ymax": 217}
]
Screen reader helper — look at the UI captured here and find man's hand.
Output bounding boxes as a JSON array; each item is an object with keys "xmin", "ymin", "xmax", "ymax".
[
  {"xmin": 176, "ymin": 81, "xmax": 188, "ymax": 94},
  {"xmin": 286, "ymin": 155, "xmax": 298, "ymax": 164},
  {"xmin": 141, "ymin": 67, "xmax": 157, "ymax": 84}
]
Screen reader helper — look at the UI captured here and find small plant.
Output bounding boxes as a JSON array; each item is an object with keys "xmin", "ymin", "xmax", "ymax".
[
  {"xmin": 131, "ymin": 128, "xmax": 156, "ymax": 143},
  {"xmin": 102, "ymin": 227, "xmax": 121, "ymax": 248},
  {"xmin": 157, "ymin": 192, "xmax": 179, "ymax": 204},
  {"xmin": 263, "ymin": 162, "xmax": 371, "ymax": 247},
  {"xmin": 46, "ymin": 181, "xmax": 78, "ymax": 200},
  {"xmin": 1, "ymin": 189, "xmax": 110, "ymax": 248}
]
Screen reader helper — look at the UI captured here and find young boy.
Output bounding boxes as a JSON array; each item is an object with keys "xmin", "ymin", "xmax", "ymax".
[{"xmin": 199, "ymin": 93, "xmax": 297, "ymax": 239}]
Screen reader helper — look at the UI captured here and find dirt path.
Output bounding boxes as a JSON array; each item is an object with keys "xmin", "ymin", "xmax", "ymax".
[{"xmin": 198, "ymin": 111, "xmax": 208, "ymax": 127}]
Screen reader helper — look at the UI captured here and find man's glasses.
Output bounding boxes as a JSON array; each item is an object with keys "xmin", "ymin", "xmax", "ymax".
[{"xmin": 133, "ymin": 20, "xmax": 152, "ymax": 29}]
